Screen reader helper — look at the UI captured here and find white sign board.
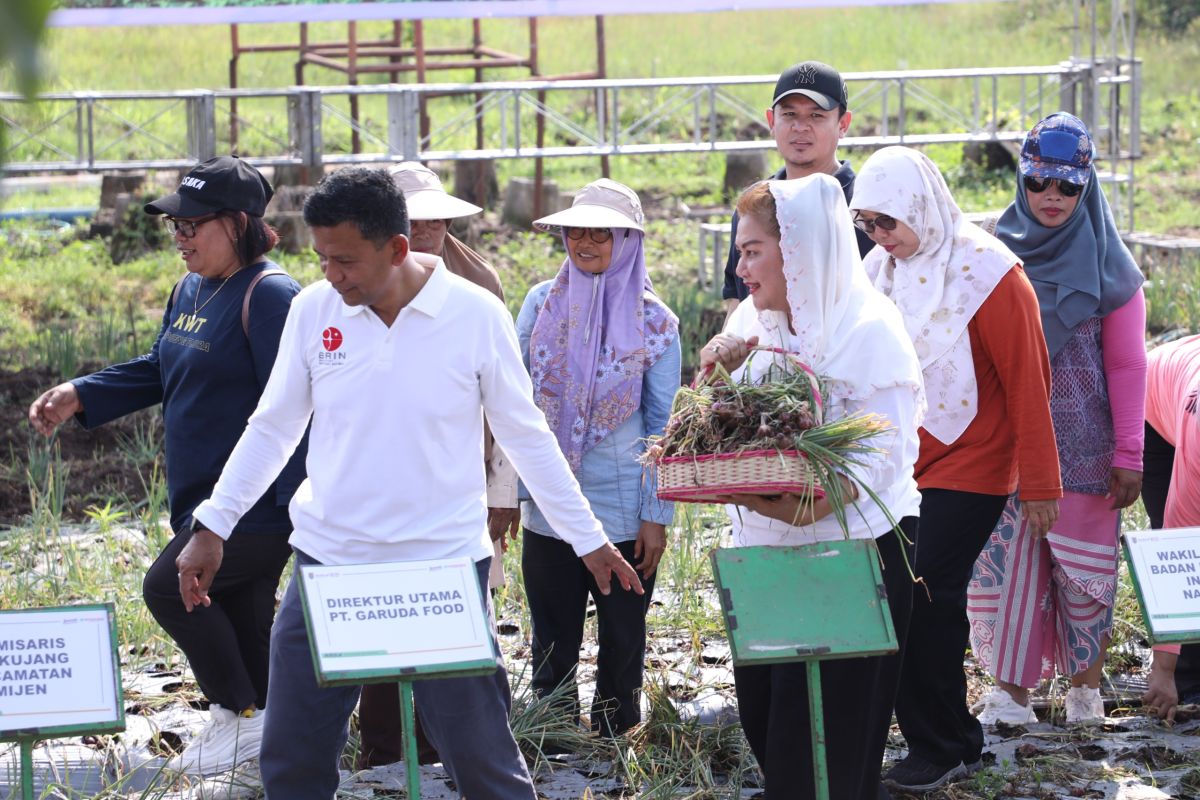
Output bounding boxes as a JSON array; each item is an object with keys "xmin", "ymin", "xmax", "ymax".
[
  {"xmin": 0, "ymin": 605, "xmax": 123, "ymax": 737},
  {"xmin": 298, "ymin": 557, "xmax": 496, "ymax": 685},
  {"xmin": 1123, "ymin": 528, "xmax": 1200, "ymax": 642}
]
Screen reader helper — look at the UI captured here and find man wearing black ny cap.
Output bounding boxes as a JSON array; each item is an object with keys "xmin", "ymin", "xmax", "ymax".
[
  {"xmin": 721, "ymin": 61, "xmax": 874, "ymax": 320},
  {"xmin": 29, "ymin": 155, "xmax": 306, "ymax": 777}
]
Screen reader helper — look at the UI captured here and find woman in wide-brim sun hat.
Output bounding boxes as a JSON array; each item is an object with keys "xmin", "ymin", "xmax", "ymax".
[
  {"xmin": 388, "ymin": 162, "xmax": 505, "ymax": 298},
  {"xmin": 516, "ymin": 178, "xmax": 679, "ymax": 739},
  {"xmin": 27, "ymin": 155, "xmax": 307, "ymax": 778}
]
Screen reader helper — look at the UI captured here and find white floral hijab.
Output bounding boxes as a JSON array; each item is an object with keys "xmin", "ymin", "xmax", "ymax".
[
  {"xmin": 849, "ymin": 146, "xmax": 1016, "ymax": 444},
  {"xmin": 750, "ymin": 175, "xmax": 924, "ymax": 416}
]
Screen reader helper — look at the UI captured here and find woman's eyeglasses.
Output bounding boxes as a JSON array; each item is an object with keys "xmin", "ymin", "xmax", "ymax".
[
  {"xmin": 1023, "ymin": 175, "xmax": 1085, "ymax": 197},
  {"xmin": 164, "ymin": 214, "xmax": 220, "ymax": 239},
  {"xmin": 852, "ymin": 213, "xmax": 899, "ymax": 235},
  {"xmin": 565, "ymin": 227, "xmax": 613, "ymax": 244}
]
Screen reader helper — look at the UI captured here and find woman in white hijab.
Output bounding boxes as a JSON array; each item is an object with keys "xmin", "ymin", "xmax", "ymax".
[
  {"xmin": 848, "ymin": 146, "xmax": 1061, "ymax": 792},
  {"xmin": 702, "ymin": 174, "xmax": 923, "ymax": 799}
]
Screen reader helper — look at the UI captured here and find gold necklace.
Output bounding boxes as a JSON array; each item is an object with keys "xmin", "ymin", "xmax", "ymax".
[{"xmin": 192, "ymin": 267, "xmax": 243, "ymax": 316}]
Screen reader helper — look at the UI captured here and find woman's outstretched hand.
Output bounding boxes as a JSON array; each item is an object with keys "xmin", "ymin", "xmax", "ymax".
[
  {"xmin": 699, "ymin": 334, "xmax": 758, "ymax": 375},
  {"xmin": 28, "ymin": 382, "xmax": 82, "ymax": 436}
]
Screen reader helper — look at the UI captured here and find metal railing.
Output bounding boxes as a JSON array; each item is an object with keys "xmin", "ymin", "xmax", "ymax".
[{"xmin": 0, "ymin": 63, "xmax": 1120, "ymax": 173}]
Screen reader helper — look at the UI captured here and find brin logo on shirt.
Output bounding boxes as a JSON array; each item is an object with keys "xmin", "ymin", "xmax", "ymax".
[
  {"xmin": 322, "ymin": 327, "xmax": 343, "ymax": 351},
  {"xmin": 318, "ymin": 326, "xmax": 347, "ymax": 364}
]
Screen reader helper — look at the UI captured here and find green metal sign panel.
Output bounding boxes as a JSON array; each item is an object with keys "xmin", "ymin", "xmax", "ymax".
[{"xmin": 711, "ymin": 540, "xmax": 898, "ymax": 666}]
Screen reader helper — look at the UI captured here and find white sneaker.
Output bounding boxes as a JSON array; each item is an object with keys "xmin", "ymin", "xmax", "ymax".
[
  {"xmin": 1065, "ymin": 686, "xmax": 1105, "ymax": 724},
  {"xmin": 970, "ymin": 688, "xmax": 1038, "ymax": 725},
  {"xmin": 166, "ymin": 705, "xmax": 265, "ymax": 776}
]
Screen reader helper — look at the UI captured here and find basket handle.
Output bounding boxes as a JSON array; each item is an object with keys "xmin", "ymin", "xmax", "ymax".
[
  {"xmin": 694, "ymin": 346, "xmax": 824, "ymax": 418},
  {"xmin": 691, "ymin": 362, "xmax": 715, "ymax": 389},
  {"xmin": 751, "ymin": 346, "xmax": 824, "ymax": 418}
]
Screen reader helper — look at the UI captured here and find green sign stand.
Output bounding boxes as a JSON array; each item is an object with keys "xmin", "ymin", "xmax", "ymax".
[
  {"xmin": 711, "ymin": 540, "xmax": 897, "ymax": 800},
  {"xmin": 0, "ymin": 603, "xmax": 125, "ymax": 800},
  {"xmin": 297, "ymin": 558, "xmax": 499, "ymax": 799},
  {"xmin": 18, "ymin": 737, "xmax": 33, "ymax": 800}
]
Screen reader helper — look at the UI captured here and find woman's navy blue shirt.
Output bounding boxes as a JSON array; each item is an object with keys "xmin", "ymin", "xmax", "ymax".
[{"xmin": 72, "ymin": 260, "xmax": 308, "ymax": 535}]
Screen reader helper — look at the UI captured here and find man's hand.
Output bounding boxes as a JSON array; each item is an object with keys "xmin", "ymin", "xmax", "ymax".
[
  {"xmin": 28, "ymin": 382, "xmax": 82, "ymax": 436},
  {"xmin": 1021, "ymin": 498, "xmax": 1059, "ymax": 539},
  {"xmin": 633, "ymin": 521, "xmax": 667, "ymax": 579},
  {"xmin": 1144, "ymin": 651, "xmax": 1181, "ymax": 723},
  {"xmin": 1108, "ymin": 467, "xmax": 1143, "ymax": 511},
  {"xmin": 580, "ymin": 542, "xmax": 643, "ymax": 596},
  {"xmin": 487, "ymin": 507, "xmax": 521, "ymax": 550},
  {"xmin": 177, "ymin": 527, "xmax": 225, "ymax": 612}
]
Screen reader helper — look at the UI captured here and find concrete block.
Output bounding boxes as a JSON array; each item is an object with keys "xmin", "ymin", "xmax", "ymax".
[
  {"xmin": 723, "ymin": 151, "xmax": 768, "ymax": 201},
  {"xmin": 453, "ymin": 160, "xmax": 499, "ymax": 210},
  {"xmin": 267, "ymin": 210, "xmax": 311, "ymax": 254},
  {"xmin": 501, "ymin": 177, "xmax": 561, "ymax": 229}
]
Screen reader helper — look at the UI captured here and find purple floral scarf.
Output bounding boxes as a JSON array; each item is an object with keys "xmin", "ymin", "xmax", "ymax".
[{"xmin": 528, "ymin": 229, "xmax": 678, "ymax": 472}]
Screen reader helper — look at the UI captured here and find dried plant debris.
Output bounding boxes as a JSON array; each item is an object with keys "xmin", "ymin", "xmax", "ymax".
[{"xmin": 644, "ymin": 352, "xmax": 889, "ymax": 463}]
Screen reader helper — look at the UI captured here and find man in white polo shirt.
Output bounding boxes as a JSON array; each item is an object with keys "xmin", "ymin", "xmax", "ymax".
[{"xmin": 176, "ymin": 166, "xmax": 640, "ymax": 799}]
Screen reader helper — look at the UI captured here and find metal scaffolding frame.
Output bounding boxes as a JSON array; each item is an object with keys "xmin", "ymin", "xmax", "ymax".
[
  {"xmin": 0, "ymin": 65, "xmax": 1098, "ymax": 164},
  {"xmin": 1067, "ymin": 0, "xmax": 1140, "ymax": 229},
  {"xmin": 0, "ymin": 0, "xmax": 1140, "ymax": 225}
]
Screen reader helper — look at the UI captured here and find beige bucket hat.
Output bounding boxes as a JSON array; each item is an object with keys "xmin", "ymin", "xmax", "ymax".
[
  {"xmin": 533, "ymin": 178, "xmax": 645, "ymax": 233},
  {"xmin": 389, "ymin": 162, "xmax": 483, "ymax": 220}
]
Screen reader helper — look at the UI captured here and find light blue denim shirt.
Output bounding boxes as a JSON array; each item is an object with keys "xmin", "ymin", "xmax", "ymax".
[{"xmin": 516, "ymin": 280, "xmax": 680, "ymax": 543}]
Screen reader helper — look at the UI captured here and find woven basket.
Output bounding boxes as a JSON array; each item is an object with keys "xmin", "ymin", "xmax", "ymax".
[{"xmin": 656, "ymin": 449, "xmax": 824, "ymax": 504}]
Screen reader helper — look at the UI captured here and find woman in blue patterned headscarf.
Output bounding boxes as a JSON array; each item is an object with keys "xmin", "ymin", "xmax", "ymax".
[{"xmin": 969, "ymin": 112, "xmax": 1147, "ymax": 726}]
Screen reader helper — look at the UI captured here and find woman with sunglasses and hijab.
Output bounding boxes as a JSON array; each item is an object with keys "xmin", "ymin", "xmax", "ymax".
[
  {"xmin": 846, "ymin": 146, "xmax": 1062, "ymax": 792},
  {"xmin": 516, "ymin": 178, "xmax": 680, "ymax": 739},
  {"xmin": 965, "ymin": 113, "xmax": 1146, "ymax": 726},
  {"xmin": 701, "ymin": 174, "xmax": 924, "ymax": 799},
  {"xmin": 28, "ymin": 157, "xmax": 306, "ymax": 777}
]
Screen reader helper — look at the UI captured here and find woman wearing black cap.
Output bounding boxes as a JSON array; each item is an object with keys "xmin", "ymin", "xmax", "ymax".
[{"xmin": 28, "ymin": 156, "xmax": 307, "ymax": 777}]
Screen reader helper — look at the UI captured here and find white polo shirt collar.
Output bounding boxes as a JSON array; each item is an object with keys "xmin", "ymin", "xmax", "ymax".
[{"xmin": 337, "ymin": 258, "xmax": 452, "ymax": 320}]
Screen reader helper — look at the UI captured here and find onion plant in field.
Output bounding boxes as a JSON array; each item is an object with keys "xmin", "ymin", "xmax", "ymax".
[
  {"xmin": 1145, "ymin": 253, "xmax": 1200, "ymax": 337},
  {"xmin": 1, "ymin": 5, "xmax": 1197, "ymax": 790}
]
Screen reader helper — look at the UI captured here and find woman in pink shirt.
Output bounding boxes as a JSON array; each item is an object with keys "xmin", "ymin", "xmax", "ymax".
[{"xmin": 1141, "ymin": 334, "xmax": 1200, "ymax": 720}]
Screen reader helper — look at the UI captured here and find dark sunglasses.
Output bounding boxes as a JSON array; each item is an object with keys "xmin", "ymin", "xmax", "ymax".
[
  {"xmin": 565, "ymin": 227, "xmax": 613, "ymax": 244},
  {"xmin": 1023, "ymin": 175, "xmax": 1085, "ymax": 197},
  {"xmin": 852, "ymin": 213, "xmax": 899, "ymax": 235},
  {"xmin": 164, "ymin": 214, "xmax": 220, "ymax": 238}
]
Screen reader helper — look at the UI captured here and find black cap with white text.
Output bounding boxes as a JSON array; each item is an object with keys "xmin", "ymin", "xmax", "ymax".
[{"xmin": 144, "ymin": 156, "xmax": 274, "ymax": 218}]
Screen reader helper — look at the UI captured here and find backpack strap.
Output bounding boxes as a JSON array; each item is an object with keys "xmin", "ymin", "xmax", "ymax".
[
  {"xmin": 170, "ymin": 274, "xmax": 188, "ymax": 311},
  {"xmin": 241, "ymin": 269, "xmax": 289, "ymax": 337}
]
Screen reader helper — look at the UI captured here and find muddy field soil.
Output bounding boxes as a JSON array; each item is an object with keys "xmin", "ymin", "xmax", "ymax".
[{"xmin": 0, "ymin": 366, "xmax": 159, "ymax": 526}]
